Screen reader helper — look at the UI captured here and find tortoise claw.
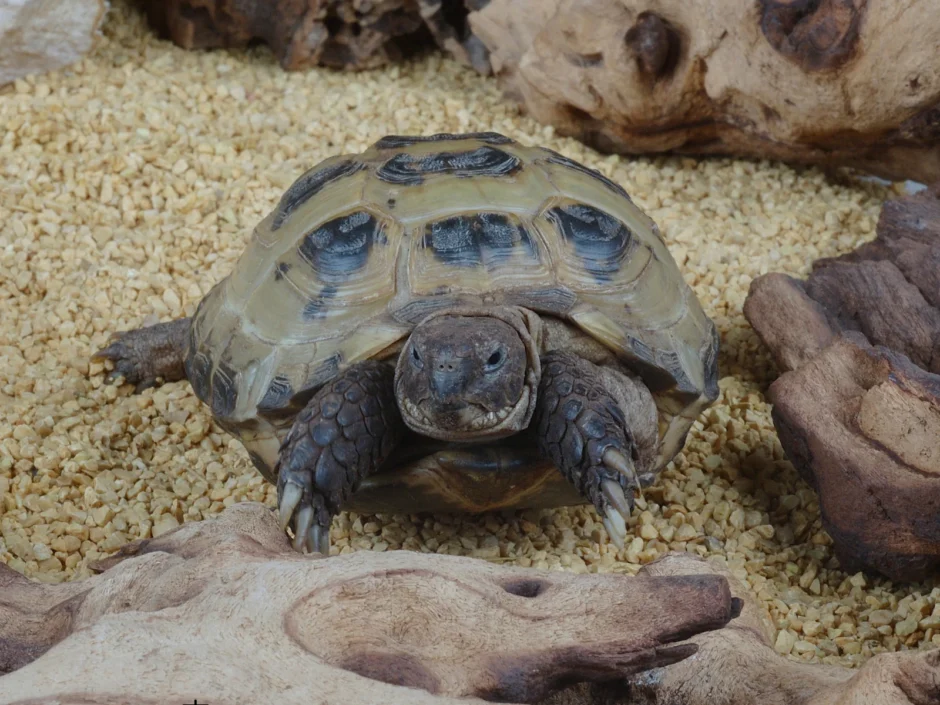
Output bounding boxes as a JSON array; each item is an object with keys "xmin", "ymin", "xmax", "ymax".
[
  {"xmin": 604, "ymin": 447, "xmax": 644, "ymax": 502},
  {"xmin": 279, "ymin": 482, "xmax": 303, "ymax": 532},
  {"xmin": 602, "ymin": 478, "xmax": 634, "ymax": 519},
  {"xmin": 292, "ymin": 505, "xmax": 314, "ymax": 553},
  {"xmin": 603, "ymin": 507, "xmax": 627, "ymax": 550},
  {"xmin": 306, "ymin": 524, "xmax": 329, "ymax": 556}
]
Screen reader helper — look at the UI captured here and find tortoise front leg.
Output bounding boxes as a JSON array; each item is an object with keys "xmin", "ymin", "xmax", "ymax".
[
  {"xmin": 92, "ymin": 317, "xmax": 191, "ymax": 392},
  {"xmin": 276, "ymin": 360, "xmax": 405, "ymax": 555},
  {"xmin": 532, "ymin": 350, "xmax": 659, "ymax": 550}
]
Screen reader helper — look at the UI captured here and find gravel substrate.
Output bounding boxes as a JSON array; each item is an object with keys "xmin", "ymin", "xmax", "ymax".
[{"xmin": 1, "ymin": 1, "xmax": 938, "ymax": 669}]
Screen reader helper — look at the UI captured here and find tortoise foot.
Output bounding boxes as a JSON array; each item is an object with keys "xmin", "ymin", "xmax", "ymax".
[
  {"xmin": 533, "ymin": 350, "xmax": 657, "ymax": 550},
  {"xmin": 275, "ymin": 360, "xmax": 405, "ymax": 555},
  {"xmin": 92, "ymin": 317, "xmax": 191, "ymax": 393}
]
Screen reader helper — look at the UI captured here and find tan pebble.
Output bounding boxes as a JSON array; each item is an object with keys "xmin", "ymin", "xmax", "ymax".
[
  {"xmin": 100, "ymin": 532, "xmax": 128, "ymax": 552},
  {"xmin": 754, "ymin": 524, "xmax": 775, "ymax": 540},
  {"xmin": 802, "ymin": 620, "xmax": 822, "ymax": 637},
  {"xmin": 38, "ymin": 557, "xmax": 63, "ymax": 572},
  {"xmin": 793, "ymin": 640, "xmax": 817, "ymax": 655},
  {"xmin": 868, "ymin": 610, "xmax": 895, "ymax": 627},
  {"xmin": 675, "ymin": 524, "xmax": 698, "ymax": 541},
  {"xmin": 920, "ymin": 611, "xmax": 940, "ymax": 630},
  {"xmin": 774, "ymin": 629, "xmax": 796, "ymax": 655},
  {"xmin": 712, "ymin": 501, "xmax": 731, "ymax": 523},
  {"xmin": 703, "ymin": 455, "xmax": 721, "ymax": 470},
  {"xmin": 32, "ymin": 543, "xmax": 52, "ymax": 561},
  {"xmin": 895, "ymin": 618, "xmax": 919, "ymax": 637},
  {"xmin": 847, "ymin": 572, "xmax": 867, "ymax": 588},
  {"xmin": 744, "ymin": 510, "xmax": 764, "ymax": 529},
  {"xmin": 51, "ymin": 535, "xmax": 82, "ymax": 553},
  {"xmin": 152, "ymin": 515, "xmax": 180, "ymax": 537},
  {"xmin": 835, "ymin": 637, "xmax": 862, "ymax": 655}
]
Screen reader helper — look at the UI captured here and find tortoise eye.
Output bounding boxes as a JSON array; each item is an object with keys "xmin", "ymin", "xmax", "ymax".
[
  {"xmin": 485, "ymin": 348, "xmax": 505, "ymax": 371},
  {"xmin": 410, "ymin": 345, "xmax": 423, "ymax": 369}
]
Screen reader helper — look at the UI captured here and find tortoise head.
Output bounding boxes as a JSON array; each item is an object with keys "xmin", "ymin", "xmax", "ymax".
[{"xmin": 394, "ymin": 307, "xmax": 542, "ymax": 442}]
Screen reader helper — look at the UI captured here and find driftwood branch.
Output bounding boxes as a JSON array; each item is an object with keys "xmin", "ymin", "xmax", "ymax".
[
  {"xmin": 0, "ymin": 501, "xmax": 740, "ymax": 704},
  {"xmin": 2, "ymin": 502, "xmax": 936, "ymax": 703},
  {"xmin": 743, "ymin": 185, "xmax": 940, "ymax": 582},
  {"xmin": 466, "ymin": 0, "xmax": 940, "ymax": 184},
  {"xmin": 609, "ymin": 554, "xmax": 940, "ymax": 705}
]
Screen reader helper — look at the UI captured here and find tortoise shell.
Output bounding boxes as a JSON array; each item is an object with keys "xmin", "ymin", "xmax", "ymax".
[{"xmin": 183, "ymin": 132, "xmax": 719, "ymax": 512}]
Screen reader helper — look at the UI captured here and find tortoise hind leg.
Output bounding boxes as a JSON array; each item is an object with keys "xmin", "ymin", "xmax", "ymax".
[
  {"xmin": 532, "ymin": 350, "xmax": 659, "ymax": 550},
  {"xmin": 276, "ymin": 360, "xmax": 405, "ymax": 555},
  {"xmin": 93, "ymin": 317, "xmax": 191, "ymax": 392}
]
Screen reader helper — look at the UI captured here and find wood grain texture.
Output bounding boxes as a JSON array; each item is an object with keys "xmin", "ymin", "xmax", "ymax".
[
  {"xmin": 2, "ymin": 502, "xmax": 935, "ymax": 703},
  {"xmin": 465, "ymin": 0, "xmax": 940, "ymax": 183},
  {"xmin": 743, "ymin": 185, "xmax": 940, "ymax": 582},
  {"xmin": 592, "ymin": 554, "xmax": 939, "ymax": 705},
  {"xmin": 0, "ymin": 501, "xmax": 741, "ymax": 704}
]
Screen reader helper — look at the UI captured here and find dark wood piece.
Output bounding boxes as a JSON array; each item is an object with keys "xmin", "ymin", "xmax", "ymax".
[
  {"xmin": 140, "ymin": 0, "xmax": 488, "ymax": 72},
  {"xmin": 466, "ymin": 0, "xmax": 940, "ymax": 184},
  {"xmin": 0, "ymin": 501, "xmax": 741, "ymax": 703},
  {"xmin": 743, "ymin": 185, "xmax": 940, "ymax": 583}
]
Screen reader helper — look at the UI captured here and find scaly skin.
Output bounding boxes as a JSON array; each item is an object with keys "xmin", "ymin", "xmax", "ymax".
[
  {"xmin": 532, "ymin": 350, "xmax": 645, "ymax": 549},
  {"xmin": 275, "ymin": 360, "xmax": 406, "ymax": 554},
  {"xmin": 92, "ymin": 318, "xmax": 191, "ymax": 392}
]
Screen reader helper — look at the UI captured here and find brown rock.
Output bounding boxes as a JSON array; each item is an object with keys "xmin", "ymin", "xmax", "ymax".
[
  {"xmin": 743, "ymin": 185, "xmax": 940, "ymax": 583},
  {"xmin": 465, "ymin": 0, "xmax": 940, "ymax": 183}
]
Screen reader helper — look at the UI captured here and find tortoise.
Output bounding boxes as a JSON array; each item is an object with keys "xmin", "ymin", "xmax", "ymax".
[{"xmin": 93, "ymin": 131, "xmax": 720, "ymax": 555}]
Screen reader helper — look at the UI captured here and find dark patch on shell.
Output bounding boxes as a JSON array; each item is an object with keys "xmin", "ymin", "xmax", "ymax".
[
  {"xmin": 298, "ymin": 210, "xmax": 385, "ymax": 283},
  {"xmin": 541, "ymin": 148, "xmax": 634, "ymax": 202},
  {"xmin": 306, "ymin": 353, "xmax": 343, "ymax": 390},
  {"xmin": 185, "ymin": 350, "xmax": 212, "ymax": 405},
  {"xmin": 210, "ymin": 360, "xmax": 239, "ymax": 418},
  {"xmin": 302, "ymin": 285, "xmax": 340, "ymax": 320},
  {"xmin": 257, "ymin": 374, "xmax": 295, "ymax": 412},
  {"xmin": 545, "ymin": 203, "xmax": 637, "ymax": 281},
  {"xmin": 702, "ymin": 322, "xmax": 721, "ymax": 401},
  {"xmin": 376, "ymin": 146, "xmax": 521, "ymax": 186},
  {"xmin": 422, "ymin": 212, "xmax": 538, "ymax": 269},
  {"xmin": 373, "ymin": 131, "xmax": 513, "ymax": 149},
  {"xmin": 272, "ymin": 159, "xmax": 364, "ymax": 231},
  {"xmin": 274, "ymin": 262, "xmax": 291, "ymax": 281}
]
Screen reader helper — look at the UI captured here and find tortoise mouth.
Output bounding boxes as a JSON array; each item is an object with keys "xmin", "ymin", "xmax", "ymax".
[
  {"xmin": 397, "ymin": 387, "xmax": 532, "ymax": 442},
  {"xmin": 399, "ymin": 397, "xmax": 514, "ymax": 433}
]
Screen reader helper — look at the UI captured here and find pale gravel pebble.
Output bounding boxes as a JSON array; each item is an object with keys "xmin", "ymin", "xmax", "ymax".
[{"xmin": 1, "ymin": 0, "xmax": 938, "ymax": 669}]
